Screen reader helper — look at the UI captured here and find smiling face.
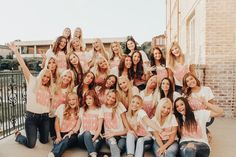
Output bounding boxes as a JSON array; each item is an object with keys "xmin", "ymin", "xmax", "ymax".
[
  {"xmin": 83, "ymin": 72, "xmax": 94, "ymax": 85},
  {"xmin": 41, "ymin": 71, "xmax": 51, "ymax": 86},
  {"xmin": 132, "ymin": 52, "xmax": 141, "ymax": 65},
  {"xmin": 47, "ymin": 58, "xmax": 57, "ymax": 71},
  {"xmin": 153, "ymin": 49, "xmax": 162, "ymax": 61},
  {"xmin": 68, "ymin": 94, "xmax": 78, "ymax": 109},
  {"xmin": 147, "ymin": 75, "xmax": 157, "ymax": 89},
  {"xmin": 98, "ymin": 58, "xmax": 108, "ymax": 69},
  {"xmin": 93, "ymin": 41, "xmax": 101, "ymax": 51},
  {"xmin": 59, "ymin": 38, "xmax": 67, "ymax": 50},
  {"xmin": 105, "ymin": 76, "xmax": 116, "ymax": 88},
  {"xmin": 71, "ymin": 38, "xmax": 81, "ymax": 50},
  {"xmin": 106, "ymin": 91, "xmax": 116, "ymax": 106},
  {"xmin": 124, "ymin": 56, "xmax": 132, "ymax": 69},
  {"xmin": 160, "ymin": 101, "xmax": 172, "ymax": 118},
  {"xmin": 171, "ymin": 45, "xmax": 181, "ymax": 57},
  {"xmin": 175, "ymin": 99, "xmax": 186, "ymax": 115},
  {"xmin": 63, "ymin": 28, "xmax": 71, "ymax": 39},
  {"xmin": 62, "ymin": 71, "xmax": 72, "ymax": 85},
  {"xmin": 118, "ymin": 78, "xmax": 128, "ymax": 92},
  {"xmin": 161, "ymin": 79, "xmax": 170, "ymax": 92},
  {"xmin": 185, "ymin": 75, "xmax": 197, "ymax": 88},
  {"xmin": 69, "ymin": 53, "xmax": 79, "ymax": 65},
  {"xmin": 130, "ymin": 96, "xmax": 142, "ymax": 112},
  {"xmin": 74, "ymin": 28, "xmax": 82, "ymax": 38},
  {"xmin": 127, "ymin": 40, "xmax": 135, "ymax": 51},
  {"xmin": 111, "ymin": 43, "xmax": 119, "ymax": 54}
]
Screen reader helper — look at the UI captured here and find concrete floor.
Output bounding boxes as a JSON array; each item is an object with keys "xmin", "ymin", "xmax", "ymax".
[{"xmin": 0, "ymin": 118, "xmax": 235, "ymax": 157}]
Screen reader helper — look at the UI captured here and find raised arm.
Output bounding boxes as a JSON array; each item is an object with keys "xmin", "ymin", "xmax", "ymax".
[
  {"xmin": 7, "ymin": 42, "xmax": 30, "ymax": 82},
  {"xmin": 205, "ymin": 101, "xmax": 224, "ymax": 118}
]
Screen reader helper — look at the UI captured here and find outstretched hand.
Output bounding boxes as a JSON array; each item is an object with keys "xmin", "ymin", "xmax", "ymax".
[{"xmin": 7, "ymin": 42, "xmax": 19, "ymax": 54}]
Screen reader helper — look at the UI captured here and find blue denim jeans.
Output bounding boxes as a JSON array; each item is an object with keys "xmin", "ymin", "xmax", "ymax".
[
  {"xmin": 179, "ymin": 141, "xmax": 210, "ymax": 157},
  {"xmin": 153, "ymin": 140, "xmax": 178, "ymax": 157},
  {"xmin": 15, "ymin": 111, "xmax": 50, "ymax": 148},
  {"xmin": 106, "ymin": 136, "xmax": 126, "ymax": 157},
  {"xmin": 77, "ymin": 131, "xmax": 103, "ymax": 156},
  {"xmin": 49, "ymin": 117, "xmax": 56, "ymax": 139},
  {"xmin": 50, "ymin": 133, "xmax": 78, "ymax": 157},
  {"xmin": 126, "ymin": 132, "xmax": 153, "ymax": 157}
]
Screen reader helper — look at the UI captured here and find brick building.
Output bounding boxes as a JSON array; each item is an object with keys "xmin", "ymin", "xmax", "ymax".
[{"xmin": 166, "ymin": 0, "xmax": 236, "ymax": 117}]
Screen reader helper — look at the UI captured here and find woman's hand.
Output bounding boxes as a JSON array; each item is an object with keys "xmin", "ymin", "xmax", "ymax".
[
  {"xmin": 54, "ymin": 136, "xmax": 62, "ymax": 144},
  {"xmin": 7, "ymin": 42, "xmax": 19, "ymax": 54}
]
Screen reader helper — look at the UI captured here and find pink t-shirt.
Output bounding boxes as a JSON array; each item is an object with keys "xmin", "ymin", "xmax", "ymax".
[
  {"xmin": 127, "ymin": 109, "xmax": 150, "ymax": 137},
  {"xmin": 27, "ymin": 75, "xmax": 51, "ymax": 114},
  {"xmin": 102, "ymin": 102, "xmax": 126, "ymax": 133},
  {"xmin": 55, "ymin": 104, "xmax": 79, "ymax": 133},
  {"xmin": 173, "ymin": 63, "xmax": 189, "ymax": 86},
  {"xmin": 140, "ymin": 91, "xmax": 156, "ymax": 118},
  {"xmin": 110, "ymin": 57, "xmax": 121, "ymax": 68},
  {"xmin": 150, "ymin": 114, "xmax": 178, "ymax": 141},
  {"xmin": 156, "ymin": 66, "xmax": 168, "ymax": 83},
  {"xmin": 180, "ymin": 110, "xmax": 211, "ymax": 147},
  {"xmin": 188, "ymin": 86, "xmax": 214, "ymax": 111},
  {"xmin": 79, "ymin": 107, "xmax": 104, "ymax": 135}
]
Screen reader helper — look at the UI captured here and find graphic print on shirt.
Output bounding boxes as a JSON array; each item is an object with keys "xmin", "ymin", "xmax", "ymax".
[
  {"xmin": 82, "ymin": 113, "xmax": 99, "ymax": 132},
  {"xmin": 36, "ymin": 88, "xmax": 51, "ymax": 106}
]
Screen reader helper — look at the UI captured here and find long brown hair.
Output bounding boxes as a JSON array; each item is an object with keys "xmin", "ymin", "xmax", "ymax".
[
  {"xmin": 182, "ymin": 72, "xmax": 201, "ymax": 97},
  {"xmin": 173, "ymin": 97, "xmax": 197, "ymax": 135}
]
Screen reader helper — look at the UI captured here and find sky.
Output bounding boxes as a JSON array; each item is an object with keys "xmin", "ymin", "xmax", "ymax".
[{"xmin": 0, "ymin": 0, "xmax": 165, "ymax": 45}]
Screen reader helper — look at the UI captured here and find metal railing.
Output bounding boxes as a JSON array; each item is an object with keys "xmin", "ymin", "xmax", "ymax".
[{"xmin": 0, "ymin": 71, "xmax": 38, "ymax": 139}]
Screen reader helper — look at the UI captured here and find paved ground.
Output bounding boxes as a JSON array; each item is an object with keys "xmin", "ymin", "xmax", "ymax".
[{"xmin": 0, "ymin": 118, "xmax": 235, "ymax": 157}]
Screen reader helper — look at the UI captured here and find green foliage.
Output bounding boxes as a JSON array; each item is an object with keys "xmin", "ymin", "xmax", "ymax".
[
  {"xmin": 0, "ymin": 57, "xmax": 42, "ymax": 71},
  {"xmin": 6, "ymin": 54, "xmax": 13, "ymax": 59},
  {"xmin": 0, "ymin": 55, "xmax": 3, "ymax": 59},
  {"xmin": 0, "ymin": 59, "xmax": 19, "ymax": 70},
  {"xmin": 141, "ymin": 42, "xmax": 152, "ymax": 58}
]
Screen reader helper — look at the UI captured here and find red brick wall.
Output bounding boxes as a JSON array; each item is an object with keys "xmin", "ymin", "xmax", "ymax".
[{"xmin": 205, "ymin": 0, "xmax": 236, "ymax": 117}]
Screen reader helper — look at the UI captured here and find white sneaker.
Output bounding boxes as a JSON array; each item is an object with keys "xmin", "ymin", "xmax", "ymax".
[{"xmin": 47, "ymin": 152, "xmax": 55, "ymax": 157}]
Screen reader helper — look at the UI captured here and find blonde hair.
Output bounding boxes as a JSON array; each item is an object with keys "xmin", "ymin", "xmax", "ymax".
[
  {"xmin": 117, "ymin": 76, "xmax": 133, "ymax": 108},
  {"xmin": 63, "ymin": 92, "xmax": 79, "ymax": 120},
  {"xmin": 167, "ymin": 41, "xmax": 185, "ymax": 69},
  {"xmin": 53, "ymin": 69, "xmax": 75, "ymax": 95},
  {"xmin": 126, "ymin": 95, "xmax": 144, "ymax": 130},
  {"xmin": 109, "ymin": 41, "xmax": 124, "ymax": 60},
  {"xmin": 34, "ymin": 68, "xmax": 53, "ymax": 93},
  {"xmin": 105, "ymin": 89, "xmax": 120, "ymax": 119},
  {"xmin": 143, "ymin": 75, "xmax": 160, "ymax": 108},
  {"xmin": 93, "ymin": 55, "xmax": 110, "ymax": 78},
  {"xmin": 44, "ymin": 56, "xmax": 59, "ymax": 83},
  {"xmin": 73, "ymin": 27, "xmax": 86, "ymax": 51},
  {"xmin": 69, "ymin": 37, "xmax": 84, "ymax": 53},
  {"xmin": 154, "ymin": 98, "xmax": 173, "ymax": 126}
]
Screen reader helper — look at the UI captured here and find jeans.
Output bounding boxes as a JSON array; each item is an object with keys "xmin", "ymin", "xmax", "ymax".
[
  {"xmin": 179, "ymin": 141, "xmax": 210, "ymax": 157},
  {"xmin": 51, "ymin": 133, "xmax": 78, "ymax": 157},
  {"xmin": 153, "ymin": 140, "xmax": 178, "ymax": 157},
  {"xmin": 15, "ymin": 111, "xmax": 50, "ymax": 148},
  {"xmin": 77, "ymin": 131, "xmax": 103, "ymax": 156},
  {"xmin": 126, "ymin": 132, "xmax": 153, "ymax": 157},
  {"xmin": 49, "ymin": 117, "xmax": 56, "ymax": 139},
  {"xmin": 106, "ymin": 136, "xmax": 126, "ymax": 157}
]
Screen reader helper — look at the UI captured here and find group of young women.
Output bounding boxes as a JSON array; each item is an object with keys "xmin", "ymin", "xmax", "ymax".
[{"xmin": 7, "ymin": 27, "xmax": 224, "ymax": 157}]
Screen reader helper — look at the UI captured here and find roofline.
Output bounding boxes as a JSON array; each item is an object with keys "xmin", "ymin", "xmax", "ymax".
[{"xmin": 13, "ymin": 37, "xmax": 127, "ymax": 46}]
